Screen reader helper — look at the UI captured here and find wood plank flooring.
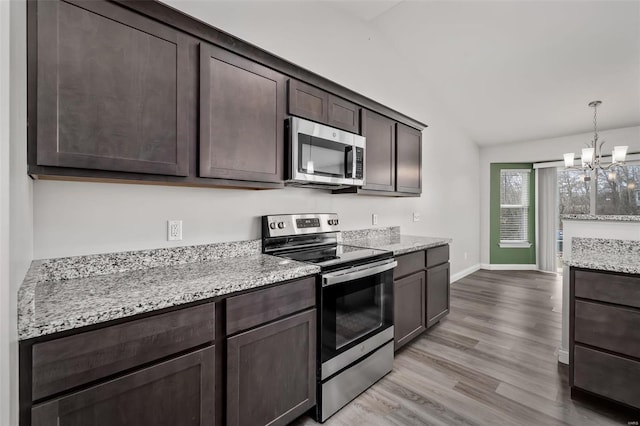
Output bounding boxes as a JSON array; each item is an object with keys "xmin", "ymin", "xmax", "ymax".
[{"xmin": 293, "ymin": 270, "xmax": 637, "ymax": 425}]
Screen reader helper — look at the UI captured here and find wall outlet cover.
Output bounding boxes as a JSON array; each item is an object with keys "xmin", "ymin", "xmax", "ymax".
[
  {"xmin": 413, "ymin": 212, "xmax": 420, "ymax": 222},
  {"xmin": 168, "ymin": 220, "xmax": 183, "ymax": 241}
]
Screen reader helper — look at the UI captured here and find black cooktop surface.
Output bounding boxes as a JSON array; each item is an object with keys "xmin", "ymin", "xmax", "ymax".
[{"xmin": 277, "ymin": 244, "xmax": 391, "ymax": 270}]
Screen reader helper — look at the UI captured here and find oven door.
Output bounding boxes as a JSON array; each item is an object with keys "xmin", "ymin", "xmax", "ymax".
[
  {"xmin": 320, "ymin": 258, "xmax": 396, "ymax": 372},
  {"xmin": 289, "ymin": 117, "xmax": 364, "ymax": 186}
]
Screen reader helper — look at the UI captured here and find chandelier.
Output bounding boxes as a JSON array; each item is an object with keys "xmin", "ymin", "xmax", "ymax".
[{"xmin": 563, "ymin": 100, "xmax": 628, "ymax": 181}]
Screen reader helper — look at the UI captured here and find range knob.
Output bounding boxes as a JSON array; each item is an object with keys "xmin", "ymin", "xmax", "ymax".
[
  {"xmin": 328, "ymin": 219, "xmax": 334, "ymax": 226},
  {"xmin": 269, "ymin": 222, "xmax": 277, "ymax": 230},
  {"xmin": 335, "ymin": 219, "xmax": 339, "ymax": 226},
  {"xmin": 277, "ymin": 222, "xmax": 286, "ymax": 229}
]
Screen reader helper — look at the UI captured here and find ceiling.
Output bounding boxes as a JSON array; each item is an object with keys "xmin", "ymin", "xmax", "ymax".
[{"xmin": 326, "ymin": 0, "xmax": 640, "ymax": 146}]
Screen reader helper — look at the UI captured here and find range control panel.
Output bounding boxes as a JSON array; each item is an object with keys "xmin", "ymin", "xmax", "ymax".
[{"xmin": 263, "ymin": 213, "xmax": 340, "ymax": 238}]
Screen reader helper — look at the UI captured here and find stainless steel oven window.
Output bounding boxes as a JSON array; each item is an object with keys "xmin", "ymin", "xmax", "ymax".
[{"xmin": 333, "ymin": 283, "xmax": 384, "ymax": 349}]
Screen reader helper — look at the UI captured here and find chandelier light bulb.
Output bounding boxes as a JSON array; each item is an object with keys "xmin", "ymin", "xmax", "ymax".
[
  {"xmin": 613, "ymin": 146, "xmax": 628, "ymax": 163},
  {"xmin": 563, "ymin": 153, "xmax": 575, "ymax": 168},
  {"xmin": 629, "ymin": 182, "xmax": 637, "ymax": 190},
  {"xmin": 581, "ymin": 147, "xmax": 595, "ymax": 167}
]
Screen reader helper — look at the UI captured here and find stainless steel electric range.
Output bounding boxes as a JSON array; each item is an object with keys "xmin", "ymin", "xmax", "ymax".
[{"xmin": 262, "ymin": 213, "xmax": 396, "ymax": 422}]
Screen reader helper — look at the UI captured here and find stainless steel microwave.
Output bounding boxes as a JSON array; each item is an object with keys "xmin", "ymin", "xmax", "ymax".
[{"xmin": 287, "ymin": 117, "xmax": 365, "ymax": 187}]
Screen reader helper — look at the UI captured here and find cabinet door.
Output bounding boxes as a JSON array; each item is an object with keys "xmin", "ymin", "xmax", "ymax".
[
  {"xmin": 361, "ymin": 110, "xmax": 396, "ymax": 191},
  {"xmin": 394, "ymin": 271, "xmax": 426, "ymax": 350},
  {"xmin": 200, "ymin": 44, "xmax": 285, "ymax": 183},
  {"xmin": 227, "ymin": 310, "xmax": 316, "ymax": 426},
  {"xmin": 288, "ymin": 79, "xmax": 328, "ymax": 123},
  {"xmin": 328, "ymin": 94, "xmax": 360, "ymax": 133},
  {"xmin": 396, "ymin": 123, "xmax": 422, "ymax": 194},
  {"xmin": 31, "ymin": 346, "xmax": 215, "ymax": 426},
  {"xmin": 426, "ymin": 262, "xmax": 450, "ymax": 328},
  {"xmin": 35, "ymin": 0, "xmax": 189, "ymax": 176}
]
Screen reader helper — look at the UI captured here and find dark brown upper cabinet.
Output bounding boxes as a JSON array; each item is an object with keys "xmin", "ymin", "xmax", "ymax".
[
  {"xmin": 288, "ymin": 79, "xmax": 329, "ymax": 124},
  {"xmin": 361, "ymin": 109, "xmax": 396, "ymax": 192},
  {"xmin": 200, "ymin": 44, "xmax": 285, "ymax": 183},
  {"xmin": 288, "ymin": 79, "xmax": 360, "ymax": 133},
  {"xmin": 33, "ymin": 0, "xmax": 190, "ymax": 176},
  {"xmin": 328, "ymin": 95, "xmax": 360, "ymax": 134},
  {"xmin": 396, "ymin": 123, "xmax": 422, "ymax": 194}
]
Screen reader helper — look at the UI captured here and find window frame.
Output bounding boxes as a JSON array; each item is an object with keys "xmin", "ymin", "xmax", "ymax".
[{"xmin": 498, "ymin": 168, "xmax": 532, "ymax": 248}]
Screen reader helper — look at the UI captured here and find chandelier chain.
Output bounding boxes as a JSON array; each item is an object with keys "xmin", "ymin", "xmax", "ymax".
[{"xmin": 593, "ymin": 103, "xmax": 598, "ymax": 139}]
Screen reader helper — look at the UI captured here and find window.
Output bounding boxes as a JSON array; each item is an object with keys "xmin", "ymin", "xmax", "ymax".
[
  {"xmin": 596, "ymin": 165, "xmax": 640, "ymax": 215},
  {"xmin": 499, "ymin": 169, "xmax": 532, "ymax": 248},
  {"xmin": 557, "ymin": 162, "xmax": 640, "ymax": 216}
]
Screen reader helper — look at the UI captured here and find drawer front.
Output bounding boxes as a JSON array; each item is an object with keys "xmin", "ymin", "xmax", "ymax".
[
  {"xmin": 574, "ymin": 269, "xmax": 640, "ymax": 308},
  {"xmin": 32, "ymin": 302, "xmax": 215, "ymax": 401},
  {"xmin": 394, "ymin": 251, "xmax": 425, "ymax": 279},
  {"xmin": 426, "ymin": 245, "xmax": 449, "ymax": 268},
  {"xmin": 575, "ymin": 300, "xmax": 640, "ymax": 359},
  {"xmin": 573, "ymin": 345, "xmax": 640, "ymax": 409},
  {"xmin": 226, "ymin": 276, "xmax": 316, "ymax": 335}
]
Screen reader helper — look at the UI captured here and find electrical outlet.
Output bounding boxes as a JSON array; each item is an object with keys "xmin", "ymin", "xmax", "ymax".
[
  {"xmin": 167, "ymin": 220, "xmax": 182, "ymax": 241},
  {"xmin": 413, "ymin": 212, "xmax": 420, "ymax": 222},
  {"xmin": 372, "ymin": 214, "xmax": 378, "ymax": 225}
]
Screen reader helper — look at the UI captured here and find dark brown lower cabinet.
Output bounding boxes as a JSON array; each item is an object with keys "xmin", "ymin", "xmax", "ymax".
[
  {"xmin": 570, "ymin": 267, "xmax": 640, "ymax": 410},
  {"xmin": 31, "ymin": 346, "xmax": 215, "ymax": 426},
  {"xmin": 392, "ymin": 245, "xmax": 450, "ymax": 351},
  {"xmin": 227, "ymin": 309, "xmax": 316, "ymax": 426},
  {"xmin": 394, "ymin": 271, "xmax": 426, "ymax": 350},
  {"xmin": 426, "ymin": 262, "xmax": 450, "ymax": 328}
]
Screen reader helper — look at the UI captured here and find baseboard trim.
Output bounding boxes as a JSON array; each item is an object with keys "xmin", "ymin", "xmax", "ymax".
[
  {"xmin": 558, "ymin": 349, "xmax": 569, "ymax": 365},
  {"xmin": 451, "ymin": 264, "xmax": 481, "ymax": 283},
  {"xmin": 480, "ymin": 263, "xmax": 538, "ymax": 271}
]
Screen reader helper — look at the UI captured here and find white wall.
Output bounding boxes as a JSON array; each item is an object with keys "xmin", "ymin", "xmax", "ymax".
[
  {"xmin": 479, "ymin": 125, "xmax": 640, "ymax": 264},
  {"xmin": 1, "ymin": 1, "xmax": 12, "ymax": 423},
  {"xmin": 3, "ymin": 1, "xmax": 33, "ymax": 425},
  {"xmin": 32, "ymin": 1, "xmax": 481, "ymax": 278}
]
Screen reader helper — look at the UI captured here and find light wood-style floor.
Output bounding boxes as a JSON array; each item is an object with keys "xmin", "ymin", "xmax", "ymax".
[{"xmin": 294, "ymin": 270, "xmax": 636, "ymax": 425}]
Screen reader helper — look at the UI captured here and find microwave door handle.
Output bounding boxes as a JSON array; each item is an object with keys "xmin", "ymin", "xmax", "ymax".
[
  {"xmin": 322, "ymin": 260, "xmax": 397, "ymax": 287},
  {"xmin": 345, "ymin": 146, "xmax": 354, "ymax": 178}
]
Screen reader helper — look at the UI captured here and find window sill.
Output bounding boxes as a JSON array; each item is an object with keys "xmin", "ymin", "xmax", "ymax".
[{"xmin": 499, "ymin": 241, "xmax": 532, "ymax": 249}]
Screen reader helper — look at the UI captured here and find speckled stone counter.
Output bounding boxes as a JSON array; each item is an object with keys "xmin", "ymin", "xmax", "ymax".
[
  {"xmin": 562, "ymin": 214, "xmax": 640, "ymax": 222},
  {"xmin": 342, "ymin": 227, "xmax": 451, "ymax": 255},
  {"xmin": 18, "ymin": 241, "xmax": 320, "ymax": 341},
  {"xmin": 564, "ymin": 237, "xmax": 640, "ymax": 274}
]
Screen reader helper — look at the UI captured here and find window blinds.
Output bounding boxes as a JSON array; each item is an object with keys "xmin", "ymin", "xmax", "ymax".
[{"xmin": 500, "ymin": 169, "xmax": 530, "ymax": 243}]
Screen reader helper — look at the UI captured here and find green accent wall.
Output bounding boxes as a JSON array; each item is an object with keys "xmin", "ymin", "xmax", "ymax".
[{"xmin": 490, "ymin": 163, "xmax": 536, "ymax": 264}]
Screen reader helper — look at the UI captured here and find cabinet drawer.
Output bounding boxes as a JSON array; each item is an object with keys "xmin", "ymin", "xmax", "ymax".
[
  {"xmin": 426, "ymin": 245, "xmax": 449, "ymax": 268},
  {"xmin": 32, "ymin": 302, "xmax": 215, "ymax": 401},
  {"xmin": 573, "ymin": 345, "xmax": 640, "ymax": 409},
  {"xmin": 394, "ymin": 251, "xmax": 425, "ymax": 279},
  {"xmin": 574, "ymin": 300, "xmax": 640, "ymax": 359},
  {"xmin": 226, "ymin": 276, "xmax": 316, "ymax": 335},
  {"xmin": 574, "ymin": 269, "xmax": 640, "ymax": 308}
]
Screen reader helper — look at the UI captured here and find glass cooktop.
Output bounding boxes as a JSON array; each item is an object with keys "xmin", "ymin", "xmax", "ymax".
[{"xmin": 278, "ymin": 244, "xmax": 391, "ymax": 269}]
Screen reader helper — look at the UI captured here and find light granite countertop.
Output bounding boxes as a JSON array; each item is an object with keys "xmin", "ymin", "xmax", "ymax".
[
  {"xmin": 342, "ymin": 227, "xmax": 451, "ymax": 255},
  {"xmin": 564, "ymin": 237, "xmax": 640, "ymax": 274},
  {"xmin": 18, "ymin": 241, "xmax": 320, "ymax": 341},
  {"xmin": 562, "ymin": 214, "xmax": 640, "ymax": 222}
]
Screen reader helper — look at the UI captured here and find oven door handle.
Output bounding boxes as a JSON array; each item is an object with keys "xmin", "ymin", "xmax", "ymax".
[{"xmin": 322, "ymin": 259, "xmax": 397, "ymax": 287}]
